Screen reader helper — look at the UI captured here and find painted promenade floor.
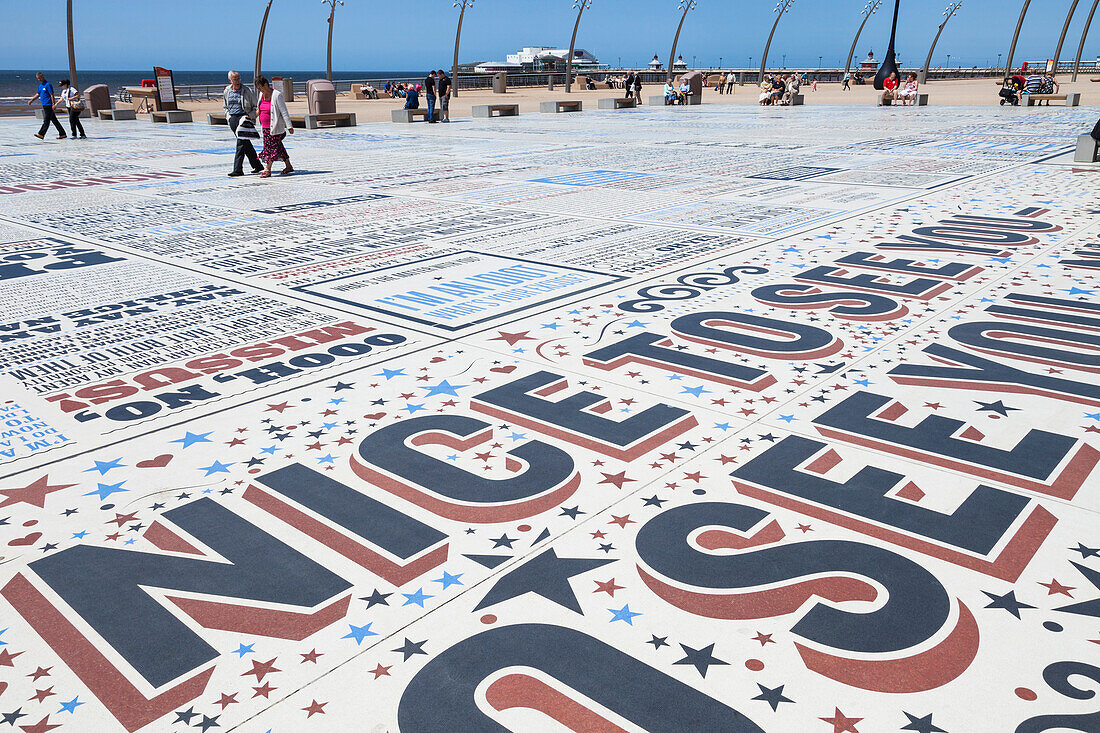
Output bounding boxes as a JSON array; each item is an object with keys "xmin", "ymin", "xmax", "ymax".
[{"xmin": 0, "ymin": 103, "xmax": 1098, "ymax": 733}]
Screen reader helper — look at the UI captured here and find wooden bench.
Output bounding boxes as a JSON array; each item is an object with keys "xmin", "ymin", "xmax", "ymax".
[
  {"xmin": 207, "ymin": 112, "xmax": 228, "ymax": 125},
  {"xmin": 150, "ymin": 110, "xmax": 193, "ymax": 123},
  {"xmin": 540, "ymin": 100, "xmax": 582, "ymax": 113},
  {"xmin": 881, "ymin": 93, "xmax": 929, "ymax": 107},
  {"xmin": 598, "ymin": 97, "xmax": 637, "ymax": 110},
  {"xmin": 1026, "ymin": 93, "xmax": 1080, "ymax": 107},
  {"xmin": 473, "ymin": 103, "xmax": 520, "ymax": 118},
  {"xmin": 290, "ymin": 112, "xmax": 356, "ymax": 129},
  {"xmin": 98, "ymin": 108, "xmax": 136, "ymax": 121},
  {"xmin": 1076, "ymin": 135, "xmax": 1099, "ymax": 163},
  {"xmin": 391, "ymin": 108, "xmax": 439, "ymax": 123}
]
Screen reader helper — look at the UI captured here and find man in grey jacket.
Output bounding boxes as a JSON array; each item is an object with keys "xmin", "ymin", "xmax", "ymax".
[{"xmin": 223, "ymin": 70, "xmax": 262, "ymax": 177}]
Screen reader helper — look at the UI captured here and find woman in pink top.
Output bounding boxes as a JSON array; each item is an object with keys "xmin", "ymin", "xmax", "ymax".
[{"xmin": 254, "ymin": 76, "xmax": 294, "ymax": 178}]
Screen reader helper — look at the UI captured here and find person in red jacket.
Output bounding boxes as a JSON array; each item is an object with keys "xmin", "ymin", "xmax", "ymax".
[{"xmin": 879, "ymin": 71, "xmax": 899, "ymax": 106}]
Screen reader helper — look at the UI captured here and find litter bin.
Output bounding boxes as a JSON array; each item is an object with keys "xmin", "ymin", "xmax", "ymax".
[
  {"xmin": 281, "ymin": 77, "xmax": 294, "ymax": 102},
  {"xmin": 306, "ymin": 79, "xmax": 336, "ymax": 114},
  {"xmin": 83, "ymin": 84, "xmax": 110, "ymax": 115},
  {"xmin": 493, "ymin": 72, "xmax": 507, "ymax": 94}
]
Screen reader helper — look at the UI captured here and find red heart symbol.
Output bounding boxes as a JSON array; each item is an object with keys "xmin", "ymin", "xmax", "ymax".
[
  {"xmin": 490, "ymin": 365, "xmax": 517, "ymax": 374},
  {"xmin": 8, "ymin": 532, "xmax": 42, "ymax": 547},
  {"xmin": 364, "ymin": 412, "xmax": 386, "ymax": 420},
  {"xmin": 137, "ymin": 454, "xmax": 173, "ymax": 469},
  {"xmin": 430, "ymin": 357, "xmax": 446, "ymax": 363}
]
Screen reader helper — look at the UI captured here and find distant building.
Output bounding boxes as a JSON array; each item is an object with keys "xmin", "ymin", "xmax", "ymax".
[
  {"xmin": 673, "ymin": 55, "xmax": 688, "ymax": 70},
  {"xmin": 648, "ymin": 54, "xmax": 663, "ymax": 70},
  {"xmin": 474, "ymin": 46, "xmax": 601, "ymax": 73}
]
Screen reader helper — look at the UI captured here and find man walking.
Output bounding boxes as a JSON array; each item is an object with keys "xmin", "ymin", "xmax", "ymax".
[
  {"xmin": 436, "ymin": 70, "xmax": 451, "ymax": 123},
  {"xmin": 223, "ymin": 71, "xmax": 262, "ymax": 177},
  {"xmin": 424, "ymin": 70, "xmax": 438, "ymax": 122},
  {"xmin": 27, "ymin": 73, "xmax": 65, "ymax": 140}
]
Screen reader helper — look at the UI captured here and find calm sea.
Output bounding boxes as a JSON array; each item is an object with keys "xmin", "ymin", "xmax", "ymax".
[{"xmin": 0, "ymin": 69, "xmax": 426, "ymax": 116}]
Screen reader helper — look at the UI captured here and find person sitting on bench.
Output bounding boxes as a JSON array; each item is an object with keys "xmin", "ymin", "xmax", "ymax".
[
  {"xmin": 678, "ymin": 78, "xmax": 692, "ymax": 104},
  {"xmin": 664, "ymin": 80, "xmax": 678, "ymax": 105},
  {"xmin": 879, "ymin": 71, "xmax": 899, "ymax": 106},
  {"xmin": 896, "ymin": 73, "xmax": 918, "ymax": 106},
  {"xmin": 404, "ymin": 84, "xmax": 419, "ymax": 110}
]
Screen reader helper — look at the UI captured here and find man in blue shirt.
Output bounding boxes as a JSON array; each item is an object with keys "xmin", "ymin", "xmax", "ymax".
[{"xmin": 27, "ymin": 72, "xmax": 66, "ymax": 140}]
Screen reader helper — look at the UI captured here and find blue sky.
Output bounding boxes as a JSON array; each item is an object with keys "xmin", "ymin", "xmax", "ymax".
[{"xmin": 1, "ymin": 0, "xmax": 1096, "ymax": 71}]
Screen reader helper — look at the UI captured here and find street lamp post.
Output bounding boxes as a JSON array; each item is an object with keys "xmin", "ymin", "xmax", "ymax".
[
  {"xmin": 452, "ymin": 0, "xmax": 474, "ymax": 98},
  {"xmin": 566, "ymin": 0, "xmax": 592, "ymax": 93},
  {"xmin": 1054, "ymin": 0, "xmax": 1082, "ymax": 72},
  {"xmin": 321, "ymin": 0, "xmax": 343, "ymax": 82},
  {"xmin": 1003, "ymin": 0, "xmax": 1032, "ymax": 78},
  {"xmin": 920, "ymin": 2, "xmax": 962, "ymax": 84},
  {"xmin": 256, "ymin": 0, "xmax": 274, "ymax": 84},
  {"xmin": 66, "ymin": 0, "xmax": 78, "ymax": 90},
  {"xmin": 844, "ymin": 0, "xmax": 882, "ymax": 81},
  {"xmin": 1072, "ymin": 0, "xmax": 1099, "ymax": 81},
  {"xmin": 667, "ymin": 0, "xmax": 697, "ymax": 83},
  {"xmin": 760, "ymin": 0, "xmax": 795, "ymax": 79}
]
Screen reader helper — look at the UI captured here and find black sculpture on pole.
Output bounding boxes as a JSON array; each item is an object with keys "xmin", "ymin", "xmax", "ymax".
[{"xmin": 873, "ymin": 0, "xmax": 901, "ymax": 90}]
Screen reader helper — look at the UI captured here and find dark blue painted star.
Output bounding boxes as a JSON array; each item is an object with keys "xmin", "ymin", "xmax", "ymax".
[
  {"xmin": 647, "ymin": 635, "xmax": 669, "ymax": 650},
  {"xmin": 195, "ymin": 713, "xmax": 220, "ymax": 731},
  {"xmin": 673, "ymin": 643, "xmax": 728, "ymax": 678},
  {"xmin": 752, "ymin": 683, "xmax": 794, "ymax": 711},
  {"xmin": 983, "ymin": 589, "xmax": 1035, "ymax": 619},
  {"xmin": 1054, "ymin": 561, "xmax": 1100, "ymax": 619},
  {"xmin": 902, "ymin": 711, "xmax": 947, "ymax": 733},
  {"xmin": 360, "ymin": 589, "xmax": 391, "ymax": 608},
  {"xmin": 0, "ymin": 708, "xmax": 27, "ymax": 725},
  {"xmin": 559, "ymin": 505, "xmax": 583, "ymax": 519},
  {"xmin": 974, "ymin": 400, "xmax": 1019, "ymax": 416},
  {"xmin": 642, "ymin": 495, "xmax": 666, "ymax": 507},
  {"xmin": 1069, "ymin": 543, "xmax": 1099, "ymax": 560},
  {"xmin": 475, "ymin": 548, "xmax": 613, "ymax": 613},
  {"xmin": 393, "ymin": 638, "xmax": 428, "ymax": 661},
  {"xmin": 490, "ymin": 534, "xmax": 516, "ymax": 549},
  {"xmin": 329, "ymin": 382, "xmax": 355, "ymax": 391}
]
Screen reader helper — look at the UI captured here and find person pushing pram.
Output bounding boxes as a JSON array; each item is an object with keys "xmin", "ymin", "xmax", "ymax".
[{"xmin": 999, "ymin": 74, "xmax": 1025, "ymax": 106}]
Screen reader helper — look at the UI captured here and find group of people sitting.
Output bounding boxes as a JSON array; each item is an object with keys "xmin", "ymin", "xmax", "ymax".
[
  {"xmin": 663, "ymin": 77, "xmax": 696, "ymax": 105},
  {"xmin": 878, "ymin": 72, "xmax": 920, "ymax": 106},
  {"xmin": 757, "ymin": 74, "xmax": 801, "ymax": 106}
]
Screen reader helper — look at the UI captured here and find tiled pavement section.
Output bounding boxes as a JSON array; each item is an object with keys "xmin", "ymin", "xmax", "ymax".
[{"xmin": 0, "ymin": 104, "xmax": 1098, "ymax": 732}]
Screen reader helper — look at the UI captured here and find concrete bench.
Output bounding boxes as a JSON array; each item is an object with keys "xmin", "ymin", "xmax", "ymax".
[
  {"xmin": 98, "ymin": 108, "xmax": 136, "ymax": 121},
  {"xmin": 391, "ymin": 108, "xmax": 439, "ymax": 123},
  {"xmin": 150, "ymin": 110, "xmax": 193, "ymax": 123},
  {"xmin": 292, "ymin": 112, "xmax": 356, "ymax": 129},
  {"xmin": 789, "ymin": 94, "xmax": 804, "ymax": 106},
  {"xmin": 473, "ymin": 103, "xmax": 520, "ymax": 118},
  {"xmin": 540, "ymin": 100, "xmax": 582, "ymax": 113},
  {"xmin": 207, "ymin": 112, "xmax": 228, "ymax": 125},
  {"xmin": 1076, "ymin": 134, "xmax": 1099, "ymax": 163},
  {"xmin": 648, "ymin": 95, "xmax": 673, "ymax": 106},
  {"xmin": 881, "ymin": 93, "xmax": 929, "ymax": 107},
  {"xmin": 36, "ymin": 108, "xmax": 90, "ymax": 119},
  {"xmin": 598, "ymin": 97, "xmax": 637, "ymax": 110},
  {"xmin": 1026, "ymin": 93, "xmax": 1080, "ymax": 107}
]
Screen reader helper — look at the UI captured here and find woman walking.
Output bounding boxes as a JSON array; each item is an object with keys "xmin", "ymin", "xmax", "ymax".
[
  {"xmin": 57, "ymin": 79, "xmax": 87, "ymax": 139},
  {"xmin": 254, "ymin": 76, "xmax": 294, "ymax": 178}
]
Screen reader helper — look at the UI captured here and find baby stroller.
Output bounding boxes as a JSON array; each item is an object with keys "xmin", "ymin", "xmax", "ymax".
[{"xmin": 999, "ymin": 75, "xmax": 1023, "ymax": 106}]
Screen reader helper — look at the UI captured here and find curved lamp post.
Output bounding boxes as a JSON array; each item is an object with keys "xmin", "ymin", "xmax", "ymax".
[
  {"xmin": 667, "ymin": 0, "xmax": 697, "ymax": 83},
  {"xmin": 566, "ymin": 0, "xmax": 592, "ymax": 93},
  {"xmin": 920, "ymin": 1, "xmax": 962, "ymax": 84},
  {"xmin": 760, "ymin": 0, "xmax": 795, "ymax": 80},
  {"xmin": 322, "ymin": 0, "xmax": 344, "ymax": 82},
  {"xmin": 256, "ymin": 0, "xmax": 274, "ymax": 83},
  {"xmin": 66, "ymin": 0, "xmax": 78, "ymax": 90},
  {"xmin": 845, "ymin": 0, "xmax": 882, "ymax": 81},
  {"xmin": 1054, "ymin": 0, "xmax": 1082, "ymax": 71},
  {"xmin": 452, "ymin": 0, "xmax": 474, "ymax": 98},
  {"xmin": 1072, "ymin": 0, "xmax": 1099, "ymax": 81},
  {"xmin": 1003, "ymin": 0, "xmax": 1032, "ymax": 78}
]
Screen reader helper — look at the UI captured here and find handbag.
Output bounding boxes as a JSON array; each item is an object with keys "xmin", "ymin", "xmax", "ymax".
[
  {"xmin": 236, "ymin": 116, "xmax": 261, "ymax": 141},
  {"xmin": 1092, "ymin": 118, "xmax": 1100, "ymax": 142}
]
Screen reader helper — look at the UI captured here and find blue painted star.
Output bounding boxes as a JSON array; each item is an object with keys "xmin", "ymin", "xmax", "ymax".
[
  {"xmin": 375, "ymin": 368, "xmax": 406, "ymax": 380},
  {"xmin": 170, "ymin": 431, "xmax": 213, "ymax": 448},
  {"xmin": 402, "ymin": 588, "xmax": 435, "ymax": 607},
  {"xmin": 84, "ymin": 481, "xmax": 127, "ymax": 500},
  {"xmin": 421, "ymin": 379, "xmax": 468, "ymax": 397},
  {"xmin": 231, "ymin": 643, "xmax": 255, "ymax": 657},
  {"xmin": 342, "ymin": 622, "xmax": 378, "ymax": 645},
  {"xmin": 608, "ymin": 604, "xmax": 642, "ymax": 625},
  {"xmin": 57, "ymin": 696, "xmax": 84, "ymax": 714},
  {"xmin": 680, "ymin": 385, "xmax": 711, "ymax": 397},
  {"xmin": 83, "ymin": 457, "xmax": 125, "ymax": 475},
  {"xmin": 402, "ymin": 403, "xmax": 426, "ymax": 415},
  {"xmin": 433, "ymin": 571, "xmax": 464, "ymax": 589},
  {"xmin": 198, "ymin": 460, "xmax": 234, "ymax": 476}
]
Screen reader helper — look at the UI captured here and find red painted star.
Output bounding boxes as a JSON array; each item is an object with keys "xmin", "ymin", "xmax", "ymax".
[
  {"xmin": 252, "ymin": 682, "xmax": 276, "ymax": 698},
  {"xmin": 1038, "ymin": 579, "xmax": 1075, "ymax": 597},
  {"xmin": 300, "ymin": 649, "xmax": 323, "ymax": 664},
  {"xmin": 303, "ymin": 700, "xmax": 327, "ymax": 718},
  {"xmin": 608, "ymin": 515, "xmax": 635, "ymax": 529},
  {"xmin": 369, "ymin": 663, "xmax": 392, "ymax": 679},
  {"xmin": 242, "ymin": 657, "xmax": 281, "ymax": 683},
  {"xmin": 593, "ymin": 578, "xmax": 625, "ymax": 597},
  {"xmin": 0, "ymin": 649, "xmax": 23, "ymax": 667},
  {"xmin": 599, "ymin": 471, "xmax": 635, "ymax": 489},
  {"xmin": 0, "ymin": 476, "xmax": 75, "ymax": 509},
  {"xmin": 214, "ymin": 692, "xmax": 238, "ymax": 709},
  {"xmin": 27, "ymin": 666, "xmax": 51, "ymax": 681},
  {"xmin": 820, "ymin": 708, "xmax": 862, "ymax": 733},
  {"xmin": 17, "ymin": 715, "xmax": 61, "ymax": 733},
  {"xmin": 28, "ymin": 687, "xmax": 55, "ymax": 703},
  {"xmin": 490, "ymin": 331, "xmax": 535, "ymax": 346},
  {"xmin": 752, "ymin": 632, "xmax": 775, "ymax": 646},
  {"xmin": 265, "ymin": 402, "xmax": 291, "ymax": 413}
]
